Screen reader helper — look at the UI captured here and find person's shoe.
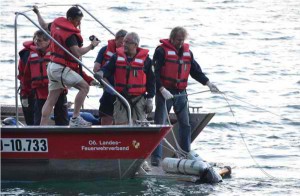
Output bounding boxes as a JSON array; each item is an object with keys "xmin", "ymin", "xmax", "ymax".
[
  {"xmin": 69, "ymin": 116, "xmax": 92, "ymax": 127},
  {"xmin": 151, "ymin": 156, "xmax": 161, "ymax": 167}
]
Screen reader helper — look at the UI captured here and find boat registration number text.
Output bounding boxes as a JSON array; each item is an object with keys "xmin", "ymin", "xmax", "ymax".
[{"xmin": 1, "ymin": 138, "xmax": 48, "ymax": 152}]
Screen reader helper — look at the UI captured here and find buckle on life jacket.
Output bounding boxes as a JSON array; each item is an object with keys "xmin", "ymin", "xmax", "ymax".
[{"xmin": 126, "ymin": 66, "xmax": 131, "ymax": 70}]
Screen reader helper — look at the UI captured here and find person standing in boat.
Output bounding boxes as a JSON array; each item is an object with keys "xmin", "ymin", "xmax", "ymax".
[
  {"xmin": 95, "ymin": 32, "xmax": 155, "ymax": 125},
  {"xmin": 33, "ymin": 6, "xmax": 100, "ymax": 127},
  {"xmin": 17, "ymin": 39, "xmax": 35, "ymax": 125},
  {"xmin": 93, "ymin": 29, "xmax": 128, "ymax": 125},
  {"xmin": 23, "ymin": 30, "xmax": 69, "ymax": 125},
  {"xmin": 151, "ymin": 26, "xmax": 219, "ymax": 166}
]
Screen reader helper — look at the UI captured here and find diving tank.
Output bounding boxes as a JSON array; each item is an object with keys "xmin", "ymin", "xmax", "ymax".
[{"xmin": 162, "ymin": 157, "xmax": 222, "ymax": 183}]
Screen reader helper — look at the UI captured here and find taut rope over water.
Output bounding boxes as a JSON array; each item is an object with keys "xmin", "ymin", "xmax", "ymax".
[{"xmin": 172, "ymin": 89, "xmax": 282, "ymax": 179}]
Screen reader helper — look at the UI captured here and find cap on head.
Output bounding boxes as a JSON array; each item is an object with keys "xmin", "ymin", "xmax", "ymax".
[{"xmin": 66, "ymin": 6, "xmax": 83, "ymax": 19}]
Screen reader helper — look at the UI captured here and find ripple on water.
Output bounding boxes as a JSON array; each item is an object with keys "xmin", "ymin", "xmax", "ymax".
[
  {"xmin": 259, "ymin": 36, "xmax": 295, "ymax": 41},
  {"xmin": 266, "ymin": 135, "xmax": 280, "ymax": 139},
  {"xmin": 109, "ymin": 6, "xmax": 131, "ymax": 11},
  {"xmin": 0, "ymin": 59, "xmax": 14, "ymax": 63},
  {"xmin": 205, "ymin": 41, "xmax": 225, "ymax": 46},
  {"xmin": 280, "ymin": 91, "xmax": 299, "ymax": 96},
  {"xmin": 286, "ymin": 104, "xmax": 300, "ymax": 110}
]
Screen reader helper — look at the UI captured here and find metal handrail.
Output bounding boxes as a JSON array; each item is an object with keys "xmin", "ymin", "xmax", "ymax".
[
  {"xmin": 21, "ymin": 4, "xmax": 115, "ymax": 36},
  {"xmin": 76, "ymin": 4, "xmax": 115, "ymax": 36},
  {"xmin": 14, "ymin": 5, "xmax": 133, "ymax": 126}
]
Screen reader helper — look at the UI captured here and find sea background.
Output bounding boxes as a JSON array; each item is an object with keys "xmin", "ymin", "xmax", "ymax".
[{"xmin": 0, "ymin": 0, "xmax": 299, "ymax": 195}]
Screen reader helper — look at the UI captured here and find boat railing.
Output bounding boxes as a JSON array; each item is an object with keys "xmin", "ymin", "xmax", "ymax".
[
  {"xmin": 19, "ymin": 4, "xmax": 115, "ymax": 36},
  {"xmin": 14, "ymin": 4, "xmax": 133, "ymax": 126}
]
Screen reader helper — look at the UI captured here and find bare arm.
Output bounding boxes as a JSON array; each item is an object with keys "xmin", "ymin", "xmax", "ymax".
[
  {"xmin": 33, "ymin": 6, "xmax": 49, "ymax": 30},
  {"xmin": 69, "ymin": 38, "xmax": 100, "ymax": 57},
  {"xmin": 69, "ymin": 44, "xmax": 94, "ymax": 57}
]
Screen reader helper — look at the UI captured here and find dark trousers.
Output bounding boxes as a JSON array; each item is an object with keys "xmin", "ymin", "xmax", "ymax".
[
  {"xmin": 34, "ymin": 93, "xmax": 69, "ymax": 125},
  {"xmin": 152, "ymin": 90, "xmax": 191, "ymax": 158},
  {"xmin": 21, "ymin": 96, "xmax": 35, "ymax": 125}
]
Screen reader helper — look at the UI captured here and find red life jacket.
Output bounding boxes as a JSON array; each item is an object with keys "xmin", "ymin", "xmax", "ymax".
[
  {"xmin": 27, "ymin": 47, "xmax": 51, "ymax": 99},
  {"xmin": 18, "ymin": 41, "xmax": 35, "ymax": 97},
  {"xmin": 114, "ymin": 47, "xmax": 148, "ymax": 96},
  {"xmin": 50, "ymin": 17, "xmax": 83, "ymax": 70},
  {"xmin": 159, "ymin": 39, "xmax": 192, "ymax": 90},
  {"xmin": 101, "ymin": 39, "xmax": 117, "ymax": 66}
]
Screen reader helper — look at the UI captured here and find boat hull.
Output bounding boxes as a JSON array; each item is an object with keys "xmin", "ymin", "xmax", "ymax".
[
  {"xmin": 1, "ymin": 106, "xmax": 215, "ymax": 181},
  {"xmin": 1, "ymin": 125, "xmax": 171, "ymax": 181}
]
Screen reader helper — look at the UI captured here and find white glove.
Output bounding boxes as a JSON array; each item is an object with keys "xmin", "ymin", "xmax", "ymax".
[
  {"xmin": 160, "ymin": 87, "xmax": 174, "ymax": 100},
  {"xmin": 94, "ymin": 71, "xmax": 104, "ymax": 81},
  {"xmin": 21, "ymin": 98, "xmax": 29, "ymax": 107},
  {"xmin": 145, "ymin": 98, "xmax": 153, "ymax": 114},
  {"xmin": 206, "ymin": 81, "xmax": 219, "ymax": 93},
  {"xmin": 98, "ymin": 70, "xmax": 104, "ymax": 78}
]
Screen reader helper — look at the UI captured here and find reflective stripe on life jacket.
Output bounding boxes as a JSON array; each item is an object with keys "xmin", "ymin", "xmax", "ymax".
[
  {"xmin": 114, "ymin": 47, "xmax": 148, "ymax": 96},
  {"xmin": 159, "ymin": 39, "xmax": 191, "ymax": 90},
  {"xmin": 50, "ymin": 17, "xmax": 83, "ymax": 70},
  {"xmin": 101, "ymin": 39, "xmax": 117, "ymax": 66}
]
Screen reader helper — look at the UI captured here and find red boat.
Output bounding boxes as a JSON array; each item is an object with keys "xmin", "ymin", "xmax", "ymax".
[
  {"xmin": 1, "ymin": 106, "xmax": 214, "ymax": 181},
  {"xmin": 1, "ymin": 124, "xmax": 172, "ymax": 181},
  {"xmin": 0, "ymin": 5, "xmax": 215, "ymax": 182}
]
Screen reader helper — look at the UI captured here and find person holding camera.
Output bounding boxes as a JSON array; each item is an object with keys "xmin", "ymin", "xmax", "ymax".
[{"xmin": 33, "ymin": 6, "xmax": 100, "ymax": 127}]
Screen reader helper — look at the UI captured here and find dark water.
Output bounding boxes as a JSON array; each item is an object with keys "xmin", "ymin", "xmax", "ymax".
[{"xmin": 1, "ymin": 0, "xmax": 300, "ymax": 195}]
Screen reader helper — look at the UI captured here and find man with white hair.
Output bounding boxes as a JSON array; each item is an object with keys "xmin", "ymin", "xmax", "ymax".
[{"xmin": 96, "ymin": 32, "xmax": 155, "ymax": 125}]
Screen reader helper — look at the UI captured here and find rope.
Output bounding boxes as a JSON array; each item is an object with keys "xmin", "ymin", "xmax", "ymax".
[
  {"xmin": 162, "ymin": 90, "xmax": 212, "ymax": 157},
  {"xmin": 173, "ymin": 90, "xmax": 210, "ymax": 98},
  {"xmin": 161, "ymin": 139, "xmax": 185, "ymax": 157},
  {"xmin": 221, "ymin": 93, "xmax": 296, "ymax": 123},
  {"xmin": 219, "ymin": 92, "xmax": 277, "ymax": 179},
  {"xmin": 164, "ymin": 99, "xmax": 188, "ymax": 157},
  {"xmin": 169, "ymin": 89, "xmax": 281, "ymax": 179}
]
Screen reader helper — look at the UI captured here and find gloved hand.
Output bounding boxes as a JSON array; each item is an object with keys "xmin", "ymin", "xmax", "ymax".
[
  {"xmin": 160, "ymin": 87, "xmax": 174, "ymax": 100},
  {"xmin": 145, "ymin": 98, "xmax": 153, "ymax": 114},
  {"xmin": 206, "ymin": 81, "xmax": 220, "ymax": 93},
  {"xmin": 94, "ymin": 71, "xmax": 104, "ymax": 82},
  {"xmin": 21, "ymin": 98, "xmax": 29, "ymax": 107}
]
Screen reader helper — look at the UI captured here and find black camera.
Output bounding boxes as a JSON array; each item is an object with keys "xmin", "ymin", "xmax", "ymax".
[{"xmin": 89, "ymin": 35, "xmax": 99, "ymax": 41}]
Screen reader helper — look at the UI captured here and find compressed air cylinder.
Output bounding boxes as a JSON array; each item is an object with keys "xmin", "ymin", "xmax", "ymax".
[
  {"xmin": 162, "ymin": 157, "xmax": 208, "ymax": 175},
  {"xmin": 162, "ymin": 157, "xmax": 222, "ymax": 183}
]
